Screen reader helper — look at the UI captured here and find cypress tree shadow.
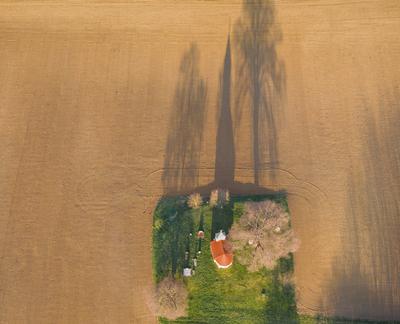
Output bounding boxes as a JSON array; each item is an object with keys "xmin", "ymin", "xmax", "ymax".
[
  {"xmin": 211, "ymin": 35, "xmax": 235, "ymax": 239},
  {"xmin": 234, "ymin": 0, "xmax": 285, "ymax": 184},
  {"xmin": 162, "ymin": 44, "xmax": 208, "ymax": 194},
  {"xmin": 215, "ymin": 34, "xmax": 235, "ymax": 187}
]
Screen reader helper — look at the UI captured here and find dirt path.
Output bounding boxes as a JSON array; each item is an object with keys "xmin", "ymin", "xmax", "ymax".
[{"xmin": 0, "ymin": 1, "xmax": 399, "ymax": 322}]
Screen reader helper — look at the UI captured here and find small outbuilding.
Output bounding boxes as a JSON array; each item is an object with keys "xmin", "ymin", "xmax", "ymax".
[{"xmin": 183, "ymin": 268, "xmax": 192, "ymax": 277}]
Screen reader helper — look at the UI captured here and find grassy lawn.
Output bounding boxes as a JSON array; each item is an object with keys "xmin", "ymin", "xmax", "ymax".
[{"xmin": 153, "ymin": 194, "xmax": 298, "ymax": 323}]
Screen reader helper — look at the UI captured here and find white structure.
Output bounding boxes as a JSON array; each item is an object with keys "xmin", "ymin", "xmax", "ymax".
[
  {"xmin": 214, "ymin": 230, "xmax": 226, "ymax": 241},
  {"xmin": 183, "ymin": 268, "xmax": 192, "ymax": 277}
]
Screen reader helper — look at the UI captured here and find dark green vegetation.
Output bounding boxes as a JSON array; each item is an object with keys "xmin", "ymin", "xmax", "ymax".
[
  {"xmin": 153, "ymin": 194, "xmax": 299, "ymax": 323},
  {"xmin": 152, "ymin": 197, "xmax": 195, "ymax": 282}
]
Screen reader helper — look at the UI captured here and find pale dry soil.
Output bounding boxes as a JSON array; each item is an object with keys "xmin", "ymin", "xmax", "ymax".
[{"xmin": 0, "ymin": 1, "xmax": 399, "ymax": 323}]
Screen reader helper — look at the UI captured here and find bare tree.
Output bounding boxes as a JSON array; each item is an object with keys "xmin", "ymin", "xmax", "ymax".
[
  {"xmin": 146, "ymin": 276, "xmax": 188, "ymax": 320},
  {"xmin": 229, "ymin": 200, "xmax": 299, "ymax": 271}
]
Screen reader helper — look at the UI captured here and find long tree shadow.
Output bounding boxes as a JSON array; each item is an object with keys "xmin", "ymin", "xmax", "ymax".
[
  {"xmin": 323, "ymin": 92, "xmax": 400, "ymax": 321},
  {"xmin": 234, "ymin": 0, "xmax": 285, "ymax": 184},
  {"xmin": 215, "ymin": 34, "xmax": 235, "ymax": 187},
  {"xmin": 162, "ymin": 44, "xmax": 208, "ymax": 194}
]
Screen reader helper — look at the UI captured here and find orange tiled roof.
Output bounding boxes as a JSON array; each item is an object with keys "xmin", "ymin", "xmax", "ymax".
[{"xmin": 210, "ymin": 240, "xmax": 233, "ymax": 268}]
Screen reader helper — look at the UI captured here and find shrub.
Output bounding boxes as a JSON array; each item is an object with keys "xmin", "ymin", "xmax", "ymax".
[
  {"xmin": 187, "ymin": 193, "xmax": 203, "ymax": 209},
  {"xmin": 153, "ymin": 218, "xmax": 164, "ymax": 231}
]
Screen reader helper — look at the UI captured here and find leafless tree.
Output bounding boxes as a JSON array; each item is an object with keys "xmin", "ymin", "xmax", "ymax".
[
  {"xmin": 146, "ymin": 276, "xmax": 188, "ymax": 320},
  {"xmin": 229, "ymin": 200, "xmax": 299, "ymax": 271}
]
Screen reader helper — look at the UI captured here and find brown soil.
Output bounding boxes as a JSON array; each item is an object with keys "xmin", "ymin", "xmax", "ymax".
[{"xmin": 1, "ymin": 1, "xmax": 399, "ymax": 322}]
